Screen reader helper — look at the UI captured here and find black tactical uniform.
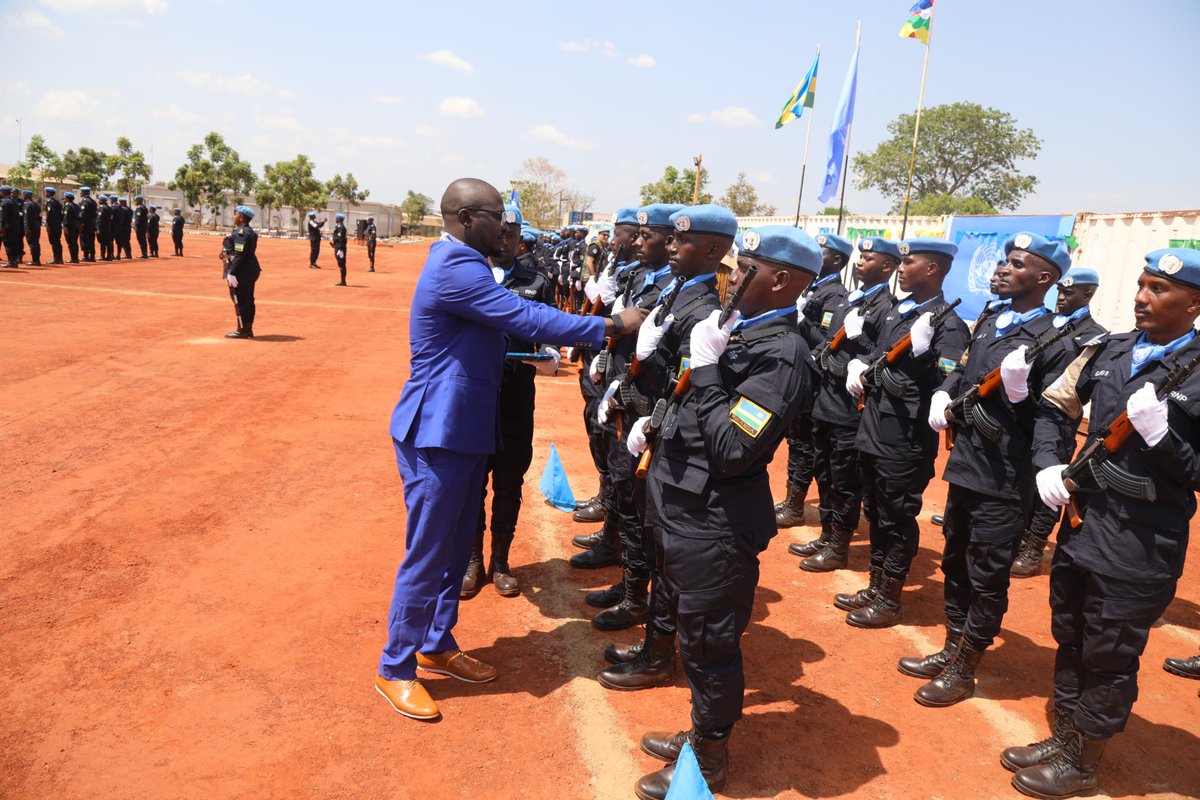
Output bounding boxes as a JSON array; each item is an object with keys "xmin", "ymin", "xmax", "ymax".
[
  {"xmin": 22, "ymin": 195, "xmax": 42, "ymax": 265},
  {"xmin": 134, "ymin": 200, "xmax": 149, "ymax": 257},
  {"xmin": 223, "ymin": 222, "xmax": 261, "ymax": 336},
  {"xmin": 97, "ymin": 199, "xmax": 114, "ymax": 260},
  {"xmin": 63, "ymin": 195, "xmax": 81, "ymax": 263},
  {"xmin": 44, "ymin": 191, "xmax": 64, "ymax": 264},
  {"xmin": 116, "ymin": 201, "xmax": 133, "ymax": 259},
  {"xmin": 331, "ymin": 219, "xmax": 348, "ymax": 284},
  {"xmin": 79, "ymin": 192, "xmax": 97, "ymax": 261},
  {"xmin": 0, "ymin": 189, "xmax": 21, "ymax": 266},
  {"xmin": 366, "ymin": 220, "xmax": 377, "ymax": 271},
  {"xmin": 307, "ymin": 215, "xmax": 324, "ymax": 267},
  {"xmin": 171, "ymin": 211, "xmax": 184, "ymax": 256},
  {"xmin": 147, "ymin": 208, "xmax": 160, "ymax": 257}
]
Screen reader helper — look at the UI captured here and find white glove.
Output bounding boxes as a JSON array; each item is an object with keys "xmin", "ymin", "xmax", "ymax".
[
  {"xmin": 1127, "ymin": 380, "xmax": 1169, "ymax": 446},
  {"xmin": 635, "ymin": 312, "xmax": 674, "ymax": 361},
  {"xmin": 612, "ymin": 295, "xmax": 626, "ymax": 314},
  {"xmin": 534, "ymin": 345, "xmax": 560, "ymax": 376},
  {"xmin": 588, "ymin": 353, "xmax": 604, "ymax": 383},
  {"xmin": 845, "ymin": 358, "xmax": 869, "ymax": 400},
  {"xmin": 626, "ymin": 416, "xmax": 651, "ymax": 456},
  {"xmin": 689, "ymin": 309, "xmax": 738, "ymax": 369},
  {"xmin": 910, "ymin": 312, "xmax": 935, "ymax": 357},
  {"xmin": 843, "ymin": 307, "xmax": 865, "ymax": 339},
  {"xmin": 574, "ymin": 279, "xmax": 582, "ymax": 291},
  {"xmin": 928, "ymin": 390, "xmax": 952, "ymax": 432},
  {"xmin": 226, "ymin": 274, "xmax": 238, "ymax": 288},
  {"xmin": 597, "ymin": 268, "xmax": 619, "ymax": 305},
  {"xmin": 1000, "ymin": 345, "xmax": 1031, "ymax": 403},
  {"xmin": 795, "ymin": 293, "xmax": 810, "ymax": 315},
  {"xmin": 583, "ymin": 276, "xmax": 600, "ymax": 304},
  {"xmin": 337, "ymin": 250, "xmax": 345, "ymax": 259},
  {"xmin": 1036, "ymin": 464, "xmax": 1072, "ymax": 510},
  {"xmin": 597, "ymin": 380, "xmax": 620, "ymax": 425},
  {"xmin": 558, "ymin": 275, "xmax": 564, "ymax": 286}
]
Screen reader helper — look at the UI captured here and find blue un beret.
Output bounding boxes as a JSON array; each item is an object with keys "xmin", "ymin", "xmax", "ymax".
[
  {"xmin": 44, "ymin": 187, "xmax": 56, "ymax": 194},
  {"xmin": 857, "ymin": 236, "xmax": 902, "ymax": 261},
  {"xmin": 520, "ymin": 228, "xmax": 538, "ymax": 243},
  {"xmin": 23, "ymin": 189, "xmax": 33, "ymax": 197},
  {"xmin": 815, "ymin": 233, "xmax": 853, "ymax": 258},
  {"xmin": 614, "ymin": 207, "xmax": 640, "ymax": 226},
  {"xmin": 504, "ymin": 203, "xmax": 523, "ymax": 227},
  {"xmin": 173, "ymin": 207, "xmax": 181, "ymax": 212},
  {"xmin": 64, "ymin": 191, "xmax": 75, "ymax": 199},
  {"xmin": 1144, "ymin": 248, "xmax": 1200, "ymax": 290},
  {"xmin": 669, "ymin": 204, "xmax": 738, "ymax": 238},
  {"xmin": 118, "ymin": 197, "xmax": 127, "ymax": 203},
  {"xmin": 1059, "ymin": 267, "xmax": 1099, "ymax": 288},
  {"xmin": 739, "ymin": 225, "xmax": 822, "ymax": 275},
  {"xmin": 367, "ymin": 215, "xmax": 375, "ymax": 221},
  {"xmin": 899, "ymin": 237, "xmax": 959, "ymax": 260},
  {"xmin": 636, "ymin": 203, "xmax": 686, "ymax": 228},
  {"xmin": 307, "ymin": 210, "xmax": 317, "ymax": 217},
  {"xmin": 80, "ymin": 186, "xmax": 91, "ymax": 192},
  {"xmin": 1004, "ymin": 231, "xmax": 1070, "ymax": 275},
  {"xmin": 335, "ymin": 212, "xmax": 345, "ymax": 220},
  {"xmin": 236, "ymin": 205, "xmax": 255, "ymax": 219},
  {"xmin": 134, "ymin": 195, "xmax": 143, "ymax": 201}
]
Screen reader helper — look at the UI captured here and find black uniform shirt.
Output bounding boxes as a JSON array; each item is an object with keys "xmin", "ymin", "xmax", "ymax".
[
  {"xmin": 117, "ymin": 204, "xmax": 133, "ymax": 233},
  {"xmin": 0, "ymin": 196, "xmax": 18, "ymax": 230},
  {"xmin": 23, "ymin": 199, "xmax": 41, "ymax": 228},
  {"xmin": 498, "ymin": 253, "xmax": 555, "ymax": 355},
  {"xmin": 648, "ymin": 313, "xmax": 810, "ymax": 544},
  {"xmin": 332, "ymin": 222, "xmax": 348, "ymax": 249},
  {"xmin": 97, "ymin": 203, "xmax": 113, "ymax": 231},
  {"xmin": 810, "ymin": 284, "xmax": 894, "ymax": 428},
  {"xmin": 856, "ymin": 294, "xmax": 971, "ymax": 459},
  {"xmin": 45, "ymin": 198, "xmax": 63, "ymax": 229},
  {"xmin": 172, "ymin": 215, "xmax": 184, "ymax": 236},
  {"xmin": 307, "ymin": 218, "xmax": 324, "ymax": 240},
  {"xmin": 632, "ymin": 276, "xmax": 722, "ymax": 413},
  {"xmin": 366, "ymin": 223, "xmax": 377, "ymax": 243},
  {"xmin": 79, "ymin": 196, "xmax": 97, "ymax": 227},
  {"xmin": 605, "ymin": 263, "xmax": 673, "ymax": 383},
  {"xmin": 798, "ymin": 272, "xmax": 848, "ymax": 351},
  {"xmin": 135, "ymin": 204, "xmax": 148, "ymax": 231},
  {"xmin": 148, "ymin": 211, "xmax": 159, "ymax": 233},
  {"xmin": 225, "ymin": 224, "xmax": 260, "ymax": 278},
  {"xmin": 63, "ymin": 200, "xmax": 80, "ymax": 232},
  {"xmin": 1033, "ymin": 332, "xmax": 1200, "ymax": 581}
]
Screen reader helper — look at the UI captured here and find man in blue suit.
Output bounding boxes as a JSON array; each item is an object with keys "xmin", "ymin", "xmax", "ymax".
[{"xmin": 375, "ymin": 178, "xmax": 649, "ymax": 720}]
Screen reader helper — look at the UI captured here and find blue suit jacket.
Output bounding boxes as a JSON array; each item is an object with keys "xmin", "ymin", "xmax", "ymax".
[{"xmin": 390, "ymin": 239, "xmax": 607, "ymax": 454}]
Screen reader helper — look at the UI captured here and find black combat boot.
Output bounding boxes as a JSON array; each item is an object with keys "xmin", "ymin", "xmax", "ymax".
[
  {"xmin": 634, "ymin": 729, "xmax": 729, "ymax": 800},
  {"xmin": 459, "ymin": 535, "xmax": 486, "ymax": 599},
  {"xmin": 1011, "ymin": 531, "xmax": 1049, "ymax": 578},
  {"xmin": 898, "ymin": 622, "xmax": 964, "ymax": 678},
  {"xmin": 489, "ymin": 530, "xmax": 519, "ymax": 597},
  {"xmin": 224, "ymin": 328, "xmax": 253, "ymax": 339},
  {"xmin": 800, "ymin": 525, "xmax": 852, "ymax": 572},
  {"xmin": 598, "ymin": 629, "xmax": 674, "ymax": 691},
  {"xmin": 846, "ymin": 572, "xmax": 904, "ymax": 628},
  {"xmin": 774, "ymin": 484, "xmax": 806, "ymax": 528},
  {"xmin": 591, "ymin": 570, "xmax": 649, "ymax": 630},
  {"xmin": 603, "ymin": 637, "xmax": 644, "ymax": 664},
  {"xmin": 585, "ymin": 579, "xmax": 622, "ymax": 608},
  {"xmin": 640, "ymin": 729, "xmax": 690, "ymax": 761},
  {"xmin": 1163, "ymin": 654, "xmax": 1200, "ymax": 679},
  {"xmin": 914, "ymin": 638, "xmax": 984, "ymax": 707},
  {"xmin": 569, "ymin": 515, "xmax": 622, "ymax": 569},
  {"xmin": 1011, "ymin": 729, "xmax": 1105, "ymax": 799},
  {"xmin": 572, "ymin": 528, "xmax": 605, "ymax": 549},
  {"xmin": 572, "ymin": 485, "xmax": 605, "ymax": 523},
  {"xmin": 787, "ymin": 522, "xmax": 831, "ymax": 557},
  {"xmin": 1002, "ymin": 706, "xmax": 1075, "ymax": 772},
  {"xmin": 834, "ymin": 565, "xmax": 882, "ymax": 611}
]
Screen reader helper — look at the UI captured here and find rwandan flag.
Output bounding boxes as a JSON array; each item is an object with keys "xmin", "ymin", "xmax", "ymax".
[
  {"xmin": 899, "ymin": 0, "xmax": 935, "ymax": 44},
  {"xmin": 774, "ymin": 52, "xmax": 819, "ymax": 129}
]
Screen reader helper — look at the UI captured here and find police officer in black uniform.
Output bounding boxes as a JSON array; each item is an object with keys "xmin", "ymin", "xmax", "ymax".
[
  {"xmin": 307, "ymin": 210, "xmax": 325, "ymax": 268},
  {"xmin": 461, "ymin": 211, "xmax": 561, "ymax": 598},
  {"xmin": 331, "ymin": 212, "xmax": 348, "ymax": 285},
  {"xmin": 116, "ymin": 197, "xmax": 133, "ymax": 259},
  {"xmin": 44, "ymin": 187, "xmax": 64, "ymax": 264},
  {"xmin": 779, "ymin": 233, "xmax": 851, "ymax": 547},
  {"xmin": 908, "ymin": 232, "xmax": 1074, "ymax": 707},
  {"xmin": 801, "ymin": 234, "xmax": 895, "ymax": 572},
  {"xmin": 0, "ymin": 186, "xmax": 20, "ymax": 267},
  {"xmin": 97, "ymin": 195, "xmax": 114, "ymax": 260},
  {"xmin": 78, "ymin": 187, "xmax": 97, "ymax": 262},
  {"xmin": 1012, "ymin": 266, "xmax": 1107, "ymax": 577},
  {"xmin": 22, "ymin": 189, "xmax": 42, "ymax": 265},
  {"xmin": 1011, "ymin": 247, "xmax": 1200, "ymax": 799},
  {"xmin": 171, "ymin": 208, "xmax": 185, "ymax": 256},
  {"xmin": 840, "ymin": 237, "xmax": 969, "ymax": 627},
  {"xmin": 134, "ymin": 195, "xmax": 150, "ymax": 258},
  {"xmin": 63, "ymin": 191, "xmax": 81, "ymax": 263},
  {"xmin": 627, "ymin": 223, "xmax": 818, "ymax": 800},
  {"xmin": 147, "ymin": 205, "xmax": 161, "ymax": 257},
  {"xmin": 365, "ymin": 214, "xmax": 377, "ymax": 271},
  {"xmin": 223, "ymin": 205, "xmax": 261, "ymax": 339}
]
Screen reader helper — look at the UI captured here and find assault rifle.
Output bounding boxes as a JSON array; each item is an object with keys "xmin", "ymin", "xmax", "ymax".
[{"xmin": 857, "ymin": 298, "xmax": 962, "ymax": 412}]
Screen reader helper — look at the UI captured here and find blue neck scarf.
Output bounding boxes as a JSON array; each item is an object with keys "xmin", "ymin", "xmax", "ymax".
[
  {"xmin": 812, "ymin": 273, "xmax": 841, "ymax": 288},
  {"xmin": 642, "ymin": 264, "xmax": 672, "ymax": 290},
  {"xmin": 617, "ymin": 259, "xmax": 641, "ymax": 276},
  {"xmin": 1053, "ymin": 305, "xmax": 1090, "ymax": 329},
  {"xmin": 1131, "ymin": 329, "xmax": 1197, "ymax": 376},
  {"xmin": 993, "ymin": 300, "xmax": 1049, "ymax": 337},
  {"xmin": 895, "ymin": 294, "xmax": 942, "ymax": 317},
  {"xmin": 732, "ymin": 306, "xmax": 794, "ymax": 332},
  {"xmin": 847, "ymin": 282, "xmax": 885, "ymax": 306}
]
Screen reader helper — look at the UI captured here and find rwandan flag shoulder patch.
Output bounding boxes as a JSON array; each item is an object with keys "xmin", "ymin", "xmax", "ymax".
[
  {"xmin": 821, "ymin": 311, "xmax": 834, "ymax": 330},
  {"xmin": 937, "ymin": 356, "xmax": 957, "ymax": 375},
  {"xmin": 729, "ymin": 396, "xmax": 773, "ymax": 438},
  {"xmin": 677, "ymin": 356, "xmax": 691, "ymax": 379}
]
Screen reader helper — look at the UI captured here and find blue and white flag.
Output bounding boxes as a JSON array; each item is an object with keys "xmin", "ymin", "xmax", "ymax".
[
  {"xmin": 817, "ymin": 41, "xmax": 860, "ymax": 204},
  {"xmin": 509, "ymin": 188, "xmax": 521, "ymax": 210}
]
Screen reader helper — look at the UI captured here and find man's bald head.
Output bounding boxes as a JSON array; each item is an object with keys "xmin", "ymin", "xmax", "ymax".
[
  {"xmin": 440, "ymin": 177, "xmax": 508, "ymax": 259},
  {"xmin": 440, "ymin": 178, "xmax": 503, "ymax": 217}
]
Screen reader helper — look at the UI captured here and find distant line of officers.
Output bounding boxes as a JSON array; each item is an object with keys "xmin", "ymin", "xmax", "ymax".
[{"xmin": 0, "ymin": 185, "xmax": 186, "ymax": 267}]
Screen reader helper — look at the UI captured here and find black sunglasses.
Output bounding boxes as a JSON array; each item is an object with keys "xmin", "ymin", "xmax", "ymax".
[{"xmin": 462, "ymin": 207, "xmax": 518, "ymax": 225}]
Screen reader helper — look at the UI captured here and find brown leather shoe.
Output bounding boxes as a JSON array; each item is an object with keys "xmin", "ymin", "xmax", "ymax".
[
  {"xmin": 416, "ymin": 649, "xmax": 498, "ymax": 683},
  {"xmin": 374, "ymin": 675, "xmax": 440, "ymax": 720}
]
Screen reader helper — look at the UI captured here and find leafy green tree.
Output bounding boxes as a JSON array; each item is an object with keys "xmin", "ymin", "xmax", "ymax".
[
  {"xmin": 60, "ymin": 147, "xmax": 110, "ymax": 189},
  {"xmin": 168, "ymin": 133, "xmax": 256, "ymax": 228},
  {"xmin": 24, "ymin": 135, "xmax": 65, "ymax": 186},
  {"xmin": 106, "ymin": 136, "xmax": 153, "ymax": 198},
  {"xmin": 853, "ymin": 101, "xmax": 1041, "ymax": 212},
  {"xmin": 906, "ymin": 193, "xmax": 998, "ymax": 216},
  {"xmin": 510, "ymin": 156, "xmax": 593, "ymax": 229},
  {"xmin": 717, "ymin": 172, "xmax": 776, "ymax": 216},
  {"xmin": 639, "ymin": 164, "xmax": 712, "ymax": 206},
  {"xmin": 399, "ymin": 190, "xmax": 433, "ymax": 230},
  {"xmin": 255, "ymin": 182, "xmax": 279, "ymax": 230},
  {"xmin": 819, "ymin": 205, "xmax": 854, "ymax": 216},
  {"xmin": 259, "ymin": 155, "xmax": 327, "ymax": 232},
  {"xmin": 6, "ymin": 161, "xmax": 33, "ymax": 190},
  {"xmin": 326, "ymin": 172, "xmax": 369, "ymax": 206}
]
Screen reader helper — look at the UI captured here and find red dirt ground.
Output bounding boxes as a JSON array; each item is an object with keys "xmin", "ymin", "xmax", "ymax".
[{"xmin": 2, "ymin": 235, "xmax": 1197, "ymax": 800}]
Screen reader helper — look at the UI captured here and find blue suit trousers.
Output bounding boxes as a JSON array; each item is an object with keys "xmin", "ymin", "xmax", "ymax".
[{"xmin": 379, "ymin": 438, "xmax": 487, "ymax": 680}]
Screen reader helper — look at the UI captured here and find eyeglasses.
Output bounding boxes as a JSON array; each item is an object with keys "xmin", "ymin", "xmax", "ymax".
[{"xmin": 462, "ymin": 207, "xmax": 518, "ymax": 225}]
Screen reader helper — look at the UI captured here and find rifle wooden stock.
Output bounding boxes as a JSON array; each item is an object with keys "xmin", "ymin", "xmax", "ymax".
[{"xmin": 636, "ymin": 367, "xmax": 692, "ymax": 478}]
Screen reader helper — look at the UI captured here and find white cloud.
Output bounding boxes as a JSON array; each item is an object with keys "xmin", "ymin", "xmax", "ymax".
[
  {"xmin": 438, "ymin": 97, "xmax": 485, "ymax": 119},
  {"xmin": 0, "ymin": 81, "xmax": 32, "ymax": 100},
  {"xmin": 177, "ymin": 70, "xmax": 270, "ymax": 96},
  {"xmin": 35, "ymin": 90, "xmax": 101, "ymax": 122},
  {"xmin": 558, "ymin": 39, "xmax": 590, "ymax": 53},
  {"xmin": 277, "ymin": 89, "xmax": 296, "ymax": 100},
  {"xmin": 151, "ymin": 103, "xmax": 201, "ymax": 125},
  {"xmin": 41, "ymin": 0, "xmax": 168, "ymax": 14},
  {"xmin": 627, "ymin": 54, "xmax": 656, "ymax": 69},
  {"xmin": 414, "ymin": 124, "xmax": 440, "ymax": 137},
  {"xmin": 424, "ymin": 49, "xmax": 474, "ymax": 75},
  {"xmin": 687, "ymin": 106, "xmax": 762, "ymax": 128},
  {"xmin": 373, "ymin": 94, "xmax": 403, "ymax": 106},
  {"xmin": 754, "ymin": 171, "xmax": 776, "ymax": 185},
  {"xmin": 559, "ymin": 38, "xmax": 656, "ymax": 69},
  {"xmin": 528, "ymin": 124, "xmax": 593, "ymax": 150},
  {"xmin": 5, "ymin": 10, "xmax": 63, "ymax": 37}
]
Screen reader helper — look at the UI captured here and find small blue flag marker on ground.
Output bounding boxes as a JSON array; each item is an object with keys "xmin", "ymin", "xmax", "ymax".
[
  {"xmin": 664, "ymin": 741, "xmax": 715, "ymax": 800},
  {"xmin": 539, "ymin": 443, "xmax": 576, "ymax": 512}
]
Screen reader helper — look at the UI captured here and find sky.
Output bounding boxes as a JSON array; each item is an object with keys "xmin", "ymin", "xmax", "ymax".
[{"xmin": 3, "ymin": 0, "xmax": 1198, "ymax": 217}]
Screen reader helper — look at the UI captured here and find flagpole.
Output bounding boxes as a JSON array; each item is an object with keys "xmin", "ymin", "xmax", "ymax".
[
  {"xmin": 900, "ymin": 7, "xmax": 935, "ymax": 238},
  {"xmin": 793, "ymin": 45, "xmax": 819, "ymax": 227},
  {"xmin": 836, "ymin": 22, "xmax": 860, "ymax": 236}
]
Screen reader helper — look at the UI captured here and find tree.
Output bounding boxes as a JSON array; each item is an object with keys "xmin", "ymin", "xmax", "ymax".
[
  {"xmin": 107, "ymin": 136, "xmax": 153, "ymax": 197},
  {"xmin": 24, "ymin": 135, "xmax": 65, "ymax": 186},
  {"xmin": 60, "ymin": 147, "xmax": 110, "ymax": 189},
  {"xmin": 400, "ymin": 190, "xmax": 433, "ymax": 229},
  {"xmin": 510, "ymin": 156, "xmax": 594, "ymax": 229},
  {"xmin": 6, "ymin": 161, "xmax": 33, "ymax": 190},
  {"xmin": 255, "ymin": 183, "xmax": 280, "ymax": 230},
  {"xmin": 819, "ymin": 205, "xmax": 854, "ymax": 216},
  {"xmin": 259, "ymin": 155, "xmax": 327, "ymax": 232},
  {"xmin": 906, "ymin": 193, "xmax": 998, "ymax": 216},
  {"xmin": 853, "ymin": 101, "xmax": 1041, "ymax": 212},
  {"xmin": 168, "ymin": 132, "xmax": 256, "ymax": 227},
  {"xmin": 326, "ymin": 172, "xmax": 369, "ymax": 206},
  {"xmin": 716, "ymin": 173, "xmax": 776, "ymax": 216},
  {"xmin": 639, "ymin": 164, "xmax": 712, "ymax": 206}
]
